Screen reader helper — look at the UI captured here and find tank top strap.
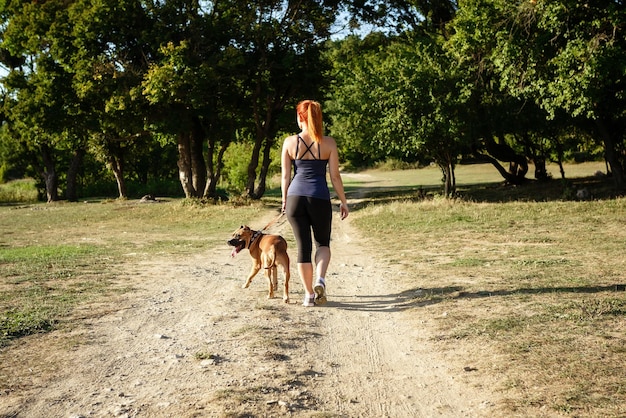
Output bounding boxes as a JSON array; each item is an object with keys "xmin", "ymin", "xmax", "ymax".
[{"xmin": 295, "ymin": 134, "xmax": 319, "ymax": 160}]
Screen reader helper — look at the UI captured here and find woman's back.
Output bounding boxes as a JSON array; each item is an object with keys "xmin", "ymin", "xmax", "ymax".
[
  {"xmin": 286, "ymin": 134, "xmax": 336, "ymax": 162},
  {"xmin": 288, "ymin": 135, "xmax": 330, "ymax": 200}
]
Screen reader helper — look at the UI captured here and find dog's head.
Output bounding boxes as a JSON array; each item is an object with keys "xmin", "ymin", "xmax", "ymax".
[{"xmin": 227, "ymin": 225, "xmax": 253, "ymax": 257}]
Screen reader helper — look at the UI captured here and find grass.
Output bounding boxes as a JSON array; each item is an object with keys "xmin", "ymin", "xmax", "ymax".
[
  {"xmin": 0, "ymin": 198, "xmax": 270, "ymax": 346},
  {"xmin": 0, "ymin": 161, "xmax": 624, "ymax": 416},
  {"xmin": 342, "ymin": 161, "xmax": 614, "ymax": 203},
  {"xmin": 346, "ymin": 163, "xmax": 625, "ymax": 417},
  {"xmin": 0, "ymin": 242, "xmax": 115, "ymax": 345}
]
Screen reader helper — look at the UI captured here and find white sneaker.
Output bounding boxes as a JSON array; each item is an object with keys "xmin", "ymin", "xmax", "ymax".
[
  {"xmin": 313, "ymin": 282, "xmax": 327, "ymax": 305},
  {"xmin": 302, "ymin": 295, "xmax": 315, "ymax": 307}
]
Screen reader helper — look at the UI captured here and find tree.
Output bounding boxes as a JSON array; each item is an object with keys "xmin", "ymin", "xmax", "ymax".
[
  {"xmin": 454, "ymin": 0, "xmax": 626, "ymax": 190},
  {"xmin": 68, "ymin": 0, "xmax": 155, "ymax": 199},
  {"xmin": 445, "ymin": 0, "xmax": 540, "ymax": 186},
  {"xmin": 142, "ymin": 41, "xmax": 212, "ymax": 199},
  {"xmin": 325, "ymin": 33, "xmax": 395, "ymax": 168},
  {"xmin": 345, "ymin": 0, "xmax": 457, "ymax": 36},
  {"xmin": 0, "ymin": 0, "xmax": 84, "ymax": 202},
  {"xmin": 234, "ymin": 0, "xmax": 339, "ymax": 199},
  {"xmin": 327, "ymin": 33, "xmax": 471, "ymax": 196},
  {"xmin": 0, "ymin": 0, "xmax": 151, "ymax": 201},
  {"xmin": 522, "ymin": 1, "xmax": 625, "ymax": 190}
]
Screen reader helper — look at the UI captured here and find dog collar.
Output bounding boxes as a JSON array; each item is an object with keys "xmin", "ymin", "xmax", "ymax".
[{"xmin": 248, "ymin": 230, "xmax": 263, "ymax": 249}]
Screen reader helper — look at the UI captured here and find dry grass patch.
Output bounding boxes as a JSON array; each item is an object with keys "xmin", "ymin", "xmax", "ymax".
[
  {"xmin": 352, "ymin": 196, "xmax": 626, "ymax": 417},
  {"xmin": 0, "ymin": 199, "xmax": 271, "ymax": 346}
]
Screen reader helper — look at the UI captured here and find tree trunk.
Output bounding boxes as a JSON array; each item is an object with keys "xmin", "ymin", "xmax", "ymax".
[
  {"xmin": 451, "ymin": 160, "xmax": 456, "ymax": 193},
  {"xmin": 246, "ymin": 81, "xmax": 290, "ymax": 199},
  {"xmin": 66, "ymin": 148, "xmax": 85, "ymax": 202},
  {"xmin": 204, "ymin": 140, "xmax": 228, "ymax": 199},
  {"xmin": 246, "ymin": 81, "xmax": 264, "ymax": 198},
  {"xmin": 177, "ymin": 132, "xmax": 196, "ymax": 198},
  {"xmin": 595, "ymin": 119, "xmax": 625, "ymax": 191},
  {"xmin": 483, "ymin": 136, "xmax": 528, "ymax": 184},
  {"xmin": 253, "ymin": 137, "xmax": 274, "ymax": 199},
  {"xmin": 438, "ymin": 153, "xmax": 456, "ymax": 198},
  {"xmin": 555, "ymin": 141, "xmax": 566, "ymax": 179},
  {"xmin": 475, "ymin": 150, "xmax": 517, "ymax": 184},
  {"xmin": 204, "ymin": 136, "xmax": 216, "ymax": 199},
  {"xmin": 190, "ymin": 117, "xmax": 207, "ymax": 196},
  {"xmin": 443, "ymin": 163, "xmax": 452, "ymax": 198},
  {"xmin": 40, "ymin": 145, "xmax": 59, "ymax": 203},
  {"xmin": 519, "ymin": 133, "xmax": 547, "ymax": 181},
  {"xmin": 245, "ymin": 139, "xmax": 262, "ymax": 198},
  {"xmin": 108, "ymin": 153, "xmax": 127, "ymax": 199},
  {"xmin": 533, "ymin": 157, "xmax": 549, "ymax": 181}
]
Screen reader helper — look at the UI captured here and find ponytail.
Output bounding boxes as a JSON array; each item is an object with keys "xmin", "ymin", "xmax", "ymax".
[{"xmin": 297, "ymin": 100, "xmax": 324, "ymax": 143}]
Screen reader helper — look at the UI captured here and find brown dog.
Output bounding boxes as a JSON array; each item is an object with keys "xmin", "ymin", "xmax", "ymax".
[{"xmin": 227, "ymin": 225, "xmax": 290, "ymax": 303}]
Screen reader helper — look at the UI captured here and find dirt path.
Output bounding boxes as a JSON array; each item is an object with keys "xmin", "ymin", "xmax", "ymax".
[{"xmin": 0, "ymin": 209, "xmax": 497, "ymax": 417}]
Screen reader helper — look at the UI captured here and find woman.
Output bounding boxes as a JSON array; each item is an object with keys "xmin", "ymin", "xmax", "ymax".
[{"xmin": 281, "ymin": 100, "xmax": 349, "ymax": 307}]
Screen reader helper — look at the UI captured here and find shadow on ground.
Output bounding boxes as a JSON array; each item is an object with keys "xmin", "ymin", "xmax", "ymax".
[{"xmin": 329, "ymin": 283, "xmax": 626, "ymax": 313}]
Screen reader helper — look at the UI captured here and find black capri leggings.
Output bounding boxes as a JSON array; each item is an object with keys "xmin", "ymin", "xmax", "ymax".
[{"xmin": 286, "ymin": 195, "xmax": 332, "ymax": 263}]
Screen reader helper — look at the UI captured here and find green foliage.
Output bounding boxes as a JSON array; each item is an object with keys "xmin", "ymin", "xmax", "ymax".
[
  {"xmin": 222, "ymin": 139, "xmax": 281, "ymax": 193},
  {"xmin": 0, "ymin": 0, "xmax": 623, "ymax": 199},
  {"xmin": 461, "ymin": 0, "xmax": 625, "ymax": 123},
  {"xmin": 0, "ymin": 179, "xmax": 38, "ymax": 203},
  {"xmin": 374, "ymin": 158, "xmax": 421, "ymax": 171},
  {"xmin": 326, "ymin": 32, "xmax": 471, "ymax": 195},
  {"xmin": 445, "ymin": 0, "xmax": 625, "ymax": 188},
  {"xmin": 222, "ymin": 142, "xmax": 253, "ymax": 191}
]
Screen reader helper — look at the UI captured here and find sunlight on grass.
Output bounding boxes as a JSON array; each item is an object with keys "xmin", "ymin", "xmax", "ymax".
[
  {"xmin": 0, "ymin": 163, "xmax": 624, "ymax": 416},
  {"xmin": 351, "ymin": 193, "xmax": 626, "ymax": 416},
  {"xmin": 354, "ymin": 161, "xmax": 607, "ymax": 188},
  {"xmin": 0, "ymin": 199, "xmax": 276, "ymax": 346}
]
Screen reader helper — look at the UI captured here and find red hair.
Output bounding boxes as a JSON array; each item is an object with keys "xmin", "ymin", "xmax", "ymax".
[{"xmin": 296, "ymin": 100, "xmax": 323, "ymax": 143}]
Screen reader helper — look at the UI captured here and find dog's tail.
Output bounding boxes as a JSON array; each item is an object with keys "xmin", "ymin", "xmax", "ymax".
[{"xmin": 262, "ymin": 247, "xmax": 277, "ymax": 270}]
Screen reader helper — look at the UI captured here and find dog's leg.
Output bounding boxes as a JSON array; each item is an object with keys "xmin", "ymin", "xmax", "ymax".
[
  {"xmin": 271, "ymin": 266, "xmax": 278, "ymax": 291},
  {"xmin": 264, "ymin": 248, "xmax": 278, "ymax": 292},
  {"xmin": 242, "ymin": 260, "xmax": 261, "ymax": 289},
  {"xmin": 283, "ymin": 266, "xmax": 290, "ymax": 303},
  {"xmin": 265, "ymin": 268, "xmax": 275, "ymax": 299},
  {"xmin": 260, "ymin": 253, "xmax": 275, "ymax": 299},
  {"xmin": 281, "ymin": 254, "xmax": 290, "ymax": 303}
]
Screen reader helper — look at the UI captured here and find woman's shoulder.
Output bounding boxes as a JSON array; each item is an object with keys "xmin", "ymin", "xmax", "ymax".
[
  {"xmin": 319, "ymin": 136, "xmax": 337, "ymax": 160},
  {"xmin": 322, "ymin": 135, "xmax": 338, "ymax": 150},
  {"xmin": 283, "ymin": 134, "xmax": 298, "ymax": 146}
]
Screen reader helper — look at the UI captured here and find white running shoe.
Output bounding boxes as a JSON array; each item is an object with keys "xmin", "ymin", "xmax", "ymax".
[
  {"xmin": 313, "ymin": 282, "xmax": 327, "ymax": 305},
  {"xmin": 302, "ymin": 295, "xmax": 315, "ymax": 307}
]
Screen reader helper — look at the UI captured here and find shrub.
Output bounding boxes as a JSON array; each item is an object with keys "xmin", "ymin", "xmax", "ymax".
[
  {"xmin": 222, "ymin": 141, "xmax": 281, "ymax": 193},
  {"xmin": 0, "ymin": 179, "xmax": 39, "ymax": 203}
]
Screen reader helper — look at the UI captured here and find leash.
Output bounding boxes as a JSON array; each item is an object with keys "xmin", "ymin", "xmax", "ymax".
[
  {"xmin": 247, "ymin": 211, "xmax": 285, "ymax": 250},
  {"xmin": 260, "ymin": 211, "xmax": 284, "ymax": 232}
]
